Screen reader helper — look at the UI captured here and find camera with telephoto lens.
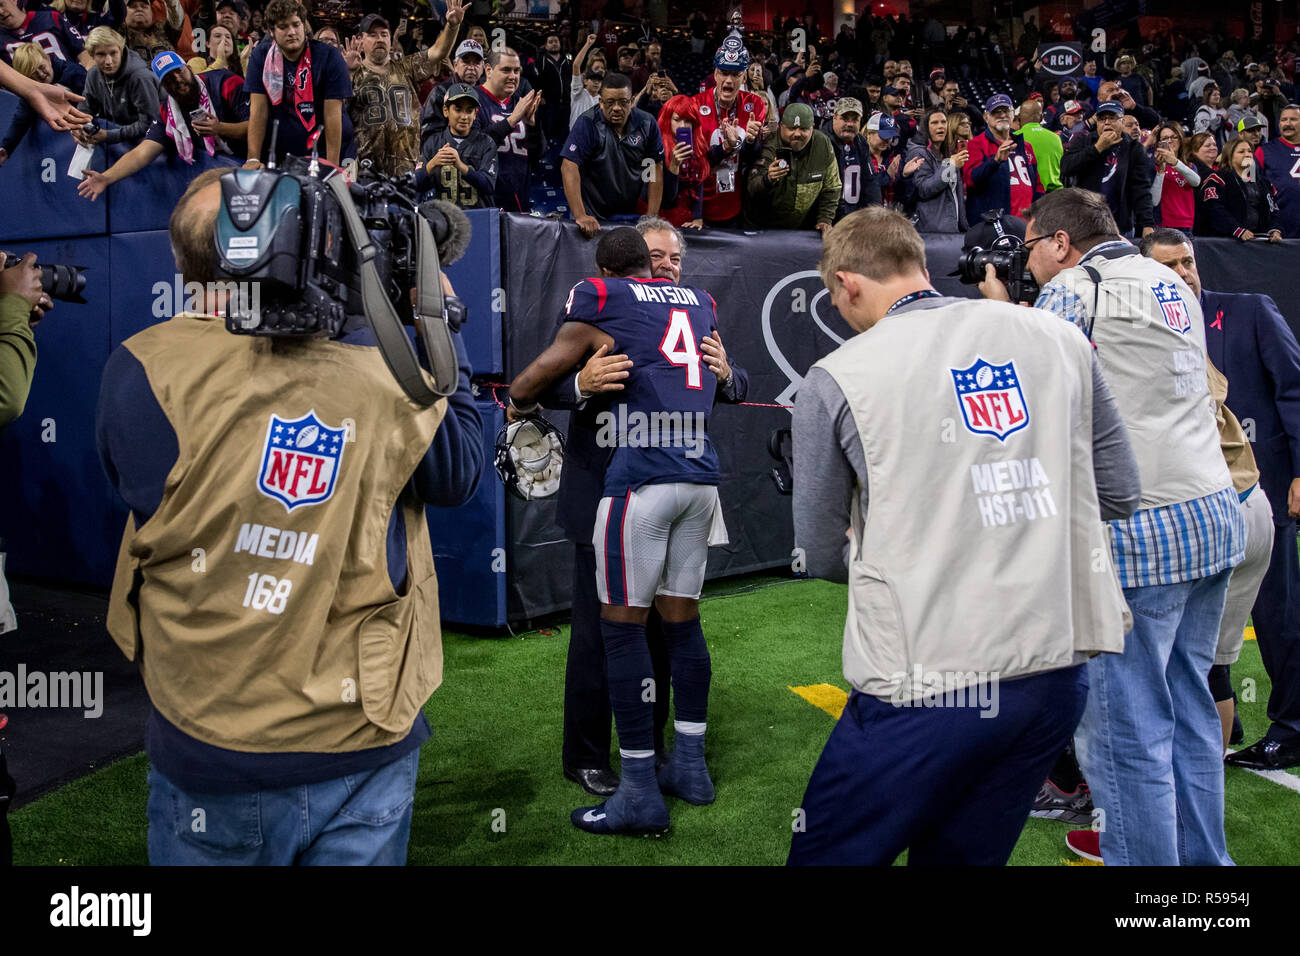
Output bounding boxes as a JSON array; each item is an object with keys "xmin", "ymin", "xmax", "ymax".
[
  {"xmin": 212, "ymin": 154, "xmax": 471, "ymax": 404},
  {"xmin": 952, "ymin": 234, "xmax": 1040, "ymax": 304},
  {"xmin": 1, "ymin": 252, "xmax": 88, "ymax": 304}
]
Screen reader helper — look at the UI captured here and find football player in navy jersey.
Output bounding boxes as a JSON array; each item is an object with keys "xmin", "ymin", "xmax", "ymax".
[
  {"xmin": 474, "ymin": 47, "xmax": 539, "ymax": 212},
  {"xmin": 1256, "ymin": 104, "xmax": 1300, "ymax": 237},
  {"xmin": 0, "ymin": 0, "xmax": 93, "ymax": 71},
  {"xmin": 509, "ymin": 228, "xmax": 731, "ymax": 835}
]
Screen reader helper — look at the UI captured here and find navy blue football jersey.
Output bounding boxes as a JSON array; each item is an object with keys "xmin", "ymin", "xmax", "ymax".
[
  {"xmin": 0, "ymin": 9, "xmax": 84, "ymax": 65},
  {"xmin": 474, "ymin": 83, "xmax": 531, "ymax": 212},
  {"xmin": 1257, "ymin": 138, "xmax": 1300, "ymax": 237},
  {"xmin": 563, "ymin": 276, "xmax": 720, "ymax": 497}
]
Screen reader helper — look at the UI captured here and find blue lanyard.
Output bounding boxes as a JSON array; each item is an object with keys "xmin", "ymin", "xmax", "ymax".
[{"xmin": 885, "ymin": 289, "xmax": 942, "ymax": 314}]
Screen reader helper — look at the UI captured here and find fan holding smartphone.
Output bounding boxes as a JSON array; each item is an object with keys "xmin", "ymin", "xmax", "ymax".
[{"xmin": 643, "ymin": 94, "xmax": 712, "ymax": 229}]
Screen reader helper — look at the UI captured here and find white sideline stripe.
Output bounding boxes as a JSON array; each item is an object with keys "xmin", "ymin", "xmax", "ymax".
[{"xmin": 1225, "ymin": 750, "xmax": 1300, "ymax": 795}]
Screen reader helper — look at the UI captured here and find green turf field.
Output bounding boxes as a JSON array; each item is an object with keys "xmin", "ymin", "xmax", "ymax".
[{"xmin": 10, "ymin": 576, "xmax": 1298, "ymax": 865}]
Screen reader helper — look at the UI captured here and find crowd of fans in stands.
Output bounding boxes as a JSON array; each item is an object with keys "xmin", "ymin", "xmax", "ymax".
[{"xmin": 1, "ymin": 0, "xmax": 1299, "ymax": 241}]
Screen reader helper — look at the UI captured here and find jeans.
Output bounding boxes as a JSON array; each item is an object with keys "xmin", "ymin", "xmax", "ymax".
[
  {"xmin": 146, "ymin": 749, "xmax": 419, "ymax": 865},
  {"xmin": 788, "ymin": 665, "xmax": 1087, "ymax": 866},
  {"xmin": 1074, "ymin": 569, "xmax": 1234, "ymax": 865}
]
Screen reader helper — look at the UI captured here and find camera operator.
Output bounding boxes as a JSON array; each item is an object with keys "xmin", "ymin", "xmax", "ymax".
[
  {"xmin": 1, "ymin": 252, "xmax": 50, "ymax": 654},
  {"xmin": 95, "ymin": 168, "xmax": 483, "ymax": 865},
  {"xmin": 980, "ymin": 187, "xmax": 1245, "ymax": 865},
  {"xmin": 788, "ymin": 206, "xmax": 1138, "ymax": 865}
]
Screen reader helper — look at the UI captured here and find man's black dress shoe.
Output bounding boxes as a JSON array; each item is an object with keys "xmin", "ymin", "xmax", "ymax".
[
  {"xmin": 1225, "ymin": 737, "xmax": 1300, "ymax": 770},
  {"xmin": 564, "ymin": 766, "xmax": 619, "ymax": 796}
]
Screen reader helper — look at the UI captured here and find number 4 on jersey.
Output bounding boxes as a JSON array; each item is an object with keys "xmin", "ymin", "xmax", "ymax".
[{"xmin": 660, "ymin": 308, "xmax": 703, "ymax": 389}]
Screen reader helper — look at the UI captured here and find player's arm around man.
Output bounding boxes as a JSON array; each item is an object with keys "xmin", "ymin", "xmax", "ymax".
[{"xmin": 511, "ymin": 229, "xmax": 725, "ymax": 837}]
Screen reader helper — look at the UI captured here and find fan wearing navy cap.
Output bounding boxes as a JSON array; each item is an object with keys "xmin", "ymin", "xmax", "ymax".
[
  {"xmin": 691, "ymin": 35, "xmax": 767, "ymax": 227},
  {"xmin": 963, "ymin": 93, "xmax": 1041, "ymax": 222},
  {"xmin": 1060, "ymin": 99, "xmax": 1154, "ymax": 237},
  {"xmin": 862, "ymin": 110, "xmax": 899, "ymax": 206},
  {"xmin": 1256, "ymin": 104, "xmax": 1300, "ymax": 236},
  {"xmin": 0, "ymin": 0, "xmax": 93, "ymax": 70},
  {"xmin": 879, "ymin": 83, "xmax": 916, "ymax": 144},
  {"xmin": 76, "ymin": 49, "xmax": 246, "ymax": 201}
]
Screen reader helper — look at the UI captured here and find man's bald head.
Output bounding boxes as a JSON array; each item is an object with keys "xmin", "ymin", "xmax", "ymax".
[
  {"xmin": 1019, "ymin": 99, "xmax": 1042, "ymax": 123},
  {"xmin": 169, "ymin": 169, "xmax": 226, "ymax": 285}
]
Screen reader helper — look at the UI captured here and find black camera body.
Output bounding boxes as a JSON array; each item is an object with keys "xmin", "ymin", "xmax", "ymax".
[
  {"xmin": 954, "ymin": 237, "xmax": 1040, "ymax": 303},
  {"xmin": 1, "ymin": 252, "xmax": 87, "ymax": 304},
  {"xmin": 210, "ymin": 158, "xmax": 472, "ymax": 404},
  {"xmin": 213, "ymin": 159, "xmax": 470, "ymax": 337},
  {"xmin": 214, "ymin": 164, "xmax": 349, "ymax": 335}
]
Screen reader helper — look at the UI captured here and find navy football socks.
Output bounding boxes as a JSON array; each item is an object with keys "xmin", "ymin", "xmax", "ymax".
[
  {"xmin": 599, "ymin": 618, "xmax": 655, "ymax": 753},
  {"xmin": 572, "ymin": 619, "xmax": 669, "ymax": 835},
  {"xmin": 657, "ymin": 617, "xmax": 715, "ymax": 805}
]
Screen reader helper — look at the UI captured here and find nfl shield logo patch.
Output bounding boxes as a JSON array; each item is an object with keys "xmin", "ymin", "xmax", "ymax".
[
  {"xmin": 257, "ymin": 410, "xmax": 348, "ymax": 511},
  {"xmin": 1151, "ymin": 281, "xmax": 1191, "ymax": 334},
  {"xmin": 951, "ymin": 358, "xmax": 1029, "ymax": 442}
]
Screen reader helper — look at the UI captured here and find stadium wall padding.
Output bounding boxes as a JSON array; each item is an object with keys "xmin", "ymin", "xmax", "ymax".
[{"xmin": 1, "ymin": 118, "xmax": 1298, "ymax": 624}]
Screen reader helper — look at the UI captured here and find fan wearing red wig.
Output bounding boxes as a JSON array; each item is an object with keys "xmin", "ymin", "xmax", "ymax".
[{"xmin": 638, "ymin": 94, "xmax": 711, "ymax": 229}]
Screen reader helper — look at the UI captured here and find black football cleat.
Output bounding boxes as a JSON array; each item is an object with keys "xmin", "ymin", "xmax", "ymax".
[
  {"xmin": 563, "ymin": 766, "xmax": 619, "ymax": 797},
  {"xmin": 1225, "ymin": 737, "xmax": 1300, "ymax": 771}
]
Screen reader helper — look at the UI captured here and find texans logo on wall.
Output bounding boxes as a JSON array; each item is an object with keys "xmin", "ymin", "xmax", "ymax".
[{"xmin": 761, "ymin": 270, "xmax": 855, "ymax": 409}]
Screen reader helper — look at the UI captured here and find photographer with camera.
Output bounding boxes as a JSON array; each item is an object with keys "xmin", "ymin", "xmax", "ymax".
[
  {"xmin": 0, "ymin": 252, "xmax": 47, "ymax": 426},
  {"xmin": 788, "ymin": 206, "xmax": 1138, "ymax": 865},
  {"xmin": 95, "ymin": 168, "xmax": 483, "ymax": 865},
  {"xmin": 980, "ymin": 187, "xmax": 1245, "ymax": 865}
]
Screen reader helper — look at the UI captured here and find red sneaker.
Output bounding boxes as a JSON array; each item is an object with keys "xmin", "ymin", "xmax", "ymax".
[{"xmin": 1066, "ymin": 829, "xmax": 1102, "ymax": 863}]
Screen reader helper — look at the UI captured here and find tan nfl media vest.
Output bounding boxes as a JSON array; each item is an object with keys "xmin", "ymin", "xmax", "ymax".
[
  {"xmin": 107, "ymin": 313, "xmax": 447, "ymax": 753},
  {"xmin": 815, "ymin": 299, "xmax": 1128, "ymax": 704},
  {"xmin": 1052, "ymin": 252, "xmax": 1232, "ymax": 509}
]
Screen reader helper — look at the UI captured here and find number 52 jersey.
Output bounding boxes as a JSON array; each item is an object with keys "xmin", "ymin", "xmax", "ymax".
[{"xmin": 563, "ymin": 276, "xmax": 721, "ymax": 497}]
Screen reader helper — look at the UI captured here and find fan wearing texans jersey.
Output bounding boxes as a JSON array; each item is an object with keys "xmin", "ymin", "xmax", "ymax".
[
  {"xmin": 508, "ymin": 228, "xmax": 727, "ymax": 836},
  {"xmin": 1256, "ymin": 104, "xmax": 1300, "ymax": 237},
  {"xmin": 0, "ymin": 0, "xmax": 91, "ymax": 70},
  {"xmin": 474, "ymin": 47, "xmax": 537, "ymax": 213}
]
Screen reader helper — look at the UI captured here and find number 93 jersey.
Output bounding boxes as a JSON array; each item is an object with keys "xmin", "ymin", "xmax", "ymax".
[{"xmin": 563, "ymin": 276, "xmax": 721, "ymax": 497}]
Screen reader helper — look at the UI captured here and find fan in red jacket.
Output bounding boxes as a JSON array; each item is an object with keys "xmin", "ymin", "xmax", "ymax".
[
  {"xmin": 691, "ymin": 35, "xmax": 766, "ymax": 226},
  {"xmin": 963, "ymin": 93, "xmax": 1041, "ymax": 221}
]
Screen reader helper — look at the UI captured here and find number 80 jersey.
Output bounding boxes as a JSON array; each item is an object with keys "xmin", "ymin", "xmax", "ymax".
[{"xmin": 563, "ymin": 276, "xmax": 721, "ymax": 497}]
